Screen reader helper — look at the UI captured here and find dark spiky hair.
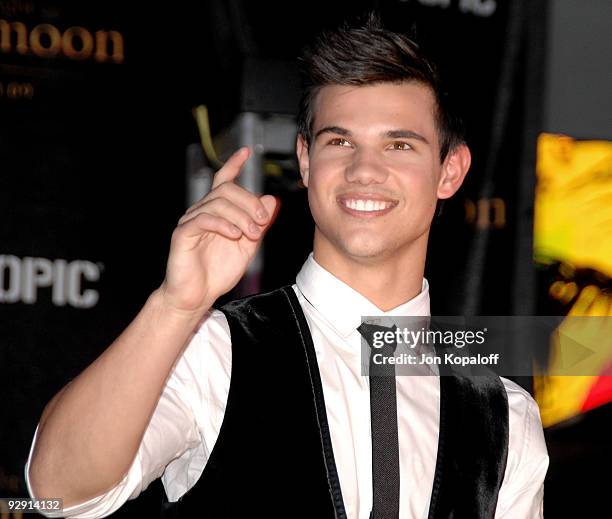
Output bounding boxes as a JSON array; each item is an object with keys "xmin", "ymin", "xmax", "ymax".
[{"xmin": 296, "ymin": 13, "xmax": 464, "ymax": 161}]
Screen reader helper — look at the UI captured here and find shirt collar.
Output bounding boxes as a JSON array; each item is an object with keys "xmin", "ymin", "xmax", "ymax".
[{"xmin": 296, "ymin": 252, "xmax": 431, "ymax": 339}]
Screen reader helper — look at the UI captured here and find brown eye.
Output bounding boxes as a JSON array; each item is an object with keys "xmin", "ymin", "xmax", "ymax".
[
  {"xmin": 389, "ymin": 141, "xmax": 412, "ymax": 151},
  {"xmin": 329, "ymin": 138, "xmax": 351, "ymax": 147}
]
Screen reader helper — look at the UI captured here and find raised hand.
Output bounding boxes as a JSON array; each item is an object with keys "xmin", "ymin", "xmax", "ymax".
[{"xmin": 160, "ymin": 147, "xmax": 278, "ymax": 315}]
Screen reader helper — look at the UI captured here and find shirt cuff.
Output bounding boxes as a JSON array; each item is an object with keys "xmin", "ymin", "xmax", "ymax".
[{"xmin": 24, "ymin": 425, "xmax": 145, "ymax": 519}]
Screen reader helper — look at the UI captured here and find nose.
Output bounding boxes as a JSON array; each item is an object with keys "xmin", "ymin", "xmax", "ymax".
[{"xmin": 344, "ymin": 148, "xmax": 388, "ymax": 185}]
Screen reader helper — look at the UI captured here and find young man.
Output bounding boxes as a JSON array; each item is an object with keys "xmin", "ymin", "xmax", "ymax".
[{"xmin": 26, "ymin": 17, "xmax": 548, "ymax": 519}]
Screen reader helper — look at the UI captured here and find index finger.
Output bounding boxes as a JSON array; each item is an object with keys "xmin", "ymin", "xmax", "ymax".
[{"xmin": 211, "ymin": 147, "xmax": 250, "ymax": 189}]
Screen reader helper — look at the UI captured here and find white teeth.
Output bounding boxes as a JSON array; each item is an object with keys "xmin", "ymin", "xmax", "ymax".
[{"xmin": 343, "ymin": 199, "xmax": 392, "ymax": 212}]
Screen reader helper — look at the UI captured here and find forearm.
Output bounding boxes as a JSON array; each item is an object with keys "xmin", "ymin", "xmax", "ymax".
[{"xmin": 28, "ymin": 288, "xmax": 209, "ymax": 508}]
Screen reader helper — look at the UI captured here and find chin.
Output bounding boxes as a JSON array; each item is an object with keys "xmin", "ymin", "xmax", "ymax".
[{"xmin": 337, "ymin": 234, "xmax": 394, "ymax": 261}]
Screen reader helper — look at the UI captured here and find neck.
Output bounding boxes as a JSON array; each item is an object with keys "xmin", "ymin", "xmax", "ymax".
[{"xmin": 313, "ymin": 233, "xmax": 428, "ymax": 311}]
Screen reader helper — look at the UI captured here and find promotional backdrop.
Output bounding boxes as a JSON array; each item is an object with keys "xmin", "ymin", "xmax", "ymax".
[{"xmin": 6, "ymin": 1, "xmax": 601, "ymax": 518}]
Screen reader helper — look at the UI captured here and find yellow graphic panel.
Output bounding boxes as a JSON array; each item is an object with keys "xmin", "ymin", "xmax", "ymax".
[
  {"xmin": 534, "ymin": 133, "xmax": 612, "ymax": 276},
  {"xmin": 533, "ymin": 134, "xmax": 612, "ymax": 428}
]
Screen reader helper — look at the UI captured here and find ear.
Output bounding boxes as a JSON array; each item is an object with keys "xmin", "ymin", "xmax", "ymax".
[
  {"xmin": 437, "ymin": 144, "xmax": 471, "ymax": 199},
  {"xmin": 296, "ymin": 134, "xmax": 311, "ymax": 187}
]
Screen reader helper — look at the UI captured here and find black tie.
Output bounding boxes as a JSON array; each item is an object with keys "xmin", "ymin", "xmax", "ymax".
[{"xmin": 358, "ymin": 322, "xmax": 400, "ymax": 519}]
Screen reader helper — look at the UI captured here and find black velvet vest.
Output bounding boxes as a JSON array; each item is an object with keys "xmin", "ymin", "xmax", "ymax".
[{"xmin": 162, "ymin": 286, "xmax": 509, "ymax": 519}]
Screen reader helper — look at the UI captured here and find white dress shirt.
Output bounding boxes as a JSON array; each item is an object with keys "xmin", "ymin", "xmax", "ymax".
[{"xmin": 26, "ymin": 253, "xmax": 549, "ymax": 518}]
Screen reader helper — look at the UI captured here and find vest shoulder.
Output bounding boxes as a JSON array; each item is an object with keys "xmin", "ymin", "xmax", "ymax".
[{"xmin": 219, "ymin": 285, "xmax": 294, "ymax": 312}]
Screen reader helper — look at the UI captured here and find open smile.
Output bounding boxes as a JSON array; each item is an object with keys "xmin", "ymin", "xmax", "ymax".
[{"xmin": 336, "ymin": 194, "xmax": 399, "ymax": 217}]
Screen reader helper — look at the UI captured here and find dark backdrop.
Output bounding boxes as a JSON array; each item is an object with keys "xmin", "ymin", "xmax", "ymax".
[{"xmin": 3, "ymin": 1, "xmax": 606, "ymax": 518}]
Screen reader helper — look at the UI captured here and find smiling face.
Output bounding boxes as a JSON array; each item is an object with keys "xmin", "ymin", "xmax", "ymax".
[{"xmin": 297, "ymin": 81, "xmax": 470, "ymax": 273}]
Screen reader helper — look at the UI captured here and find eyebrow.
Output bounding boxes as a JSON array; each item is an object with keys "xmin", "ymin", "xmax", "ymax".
[
  {"xmin": 314, "ymin": 126, "xmax": 351, "ymax": 139},
  {"xmin": 314, "ymin": 126, "xmax": 429, "ymax": 144}
]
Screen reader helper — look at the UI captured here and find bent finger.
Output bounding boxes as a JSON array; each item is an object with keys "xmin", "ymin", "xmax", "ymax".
[
  {"xmin": 174, "ymin": 213, "xmax": 242, "ymax": 242},
  {"xmin": 180, "ymin": 198, "xmax": 263, "ymax": 240}
]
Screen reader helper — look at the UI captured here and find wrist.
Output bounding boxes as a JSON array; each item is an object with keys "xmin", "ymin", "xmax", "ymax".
[{"xmin": 149, "ymin": 286, "xmax": 214, "ymax": 325}]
